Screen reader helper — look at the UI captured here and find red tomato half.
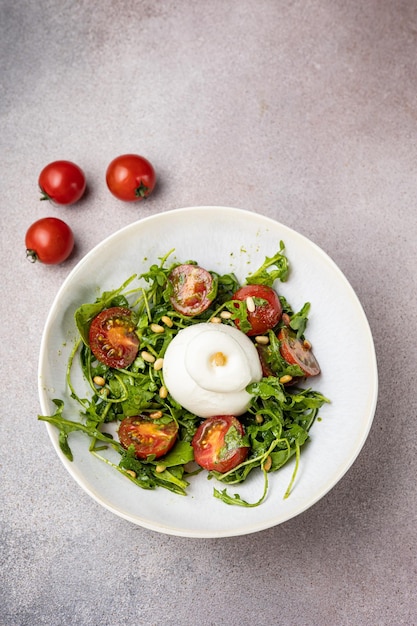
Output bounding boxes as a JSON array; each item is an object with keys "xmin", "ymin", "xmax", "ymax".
[
  {"xmin": 168, "ymin": 264, "xmax": 215, "ymax": 316},
  {"xmin": 233, "ymin": 284, "xmax": 282, "ymax": 336},
  {"xmin": 106, "ymin": 154, "xmax": 156, "ymax": 202},
  {"xmin": 89, "ymin": 307, "xmax": 139, "ymax": 369},
  {"xmin": 118, "ymin": 415, "xmax": 178, "ymax": 460},
  {"xmin": 278, "ymin": 327, "xmax": 321, "ymax": 377},
  {"xmin": 39, "ymin": 160, "xmax": 86, "ymax": 205},
  {"xmin": 25, "ymin": 217, "xmax": 74, "ymax": 265},
  {"xmin": 192, "ymin": 415, "xmax": 249, "ymax": 473}
]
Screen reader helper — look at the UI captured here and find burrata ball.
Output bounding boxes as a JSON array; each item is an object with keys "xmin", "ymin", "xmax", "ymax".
[{"xmin": 162, "ymin": 322, "xmax": 262, "ymax": 417}]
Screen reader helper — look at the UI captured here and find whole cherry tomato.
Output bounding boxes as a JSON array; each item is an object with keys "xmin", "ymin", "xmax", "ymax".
[
  {"xmin": 105, "ymin": 154, "xmax": 156, "ymax": 202},
  {"xmin": 39, "ymin": 160, "xmax": 86, "ymax": 205},
  {"xmin": 25, "ymin": 217, "xmax": 74, "ymax": 265}
]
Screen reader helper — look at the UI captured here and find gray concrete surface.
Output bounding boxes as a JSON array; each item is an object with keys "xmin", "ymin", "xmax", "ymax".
[{"xmin": 1, "ymin": 1, "xmax": 416, "ymax": 624}]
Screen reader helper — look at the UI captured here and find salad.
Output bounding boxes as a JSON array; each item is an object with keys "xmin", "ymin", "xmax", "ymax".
[{"xmin": 39, "ymin": 243, "xmax": 329, "ymax": 507}]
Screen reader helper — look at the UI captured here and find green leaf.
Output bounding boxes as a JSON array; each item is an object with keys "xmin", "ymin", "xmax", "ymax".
[
  {"xmin": 289, "ymin": 302, "xmax": 311, "ymax": 339},
  {"xmin": 245, "ymin": 242, "xmax": 289, "ymax": 286},
  {"xmin": 161, "ymin": 441, "xmax": 194, "ymax": 467}
]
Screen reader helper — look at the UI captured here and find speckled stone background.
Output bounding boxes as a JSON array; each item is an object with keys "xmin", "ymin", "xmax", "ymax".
[{"xmin": 1, "ymin": 1, "xmax": 416, "ymax": 625}]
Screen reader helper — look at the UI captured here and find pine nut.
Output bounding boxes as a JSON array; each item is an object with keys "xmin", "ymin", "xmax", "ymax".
[
  {"xmin": 155, "ymin": 464, "xmax": 166, "ymax": 473},
  {"xmin": 149, "ymin": 410, "xmax": 163, "ymax": 419},
  {"xmin": 263, "ymin": 456, "xmax": 272, "ymax": 472},
  {"xmin": 246, "ymin": 296, "xmax": 255, "ymax": 312},
  {"xmin": 126, "ymin": 470, "xmax": 136, "ymax": 478},
  {"xmin": 279, "ymin": 374, "xmax": 293, "ymax": 384},
  {"xmin": 210, "ymin": 316, "xmax": 222, "ymax": 324},
  {"xmin": 159, "ymin": 385, "xmax": 168, "ymax": 399},
  {"xmin": 255, "ymin": 414, "xmax": 264, "ymax": 424},
  {"xmin": 220, "ymin": 310, "xmax": 232, "ymax": 319},
  {"xmin": 211, "ymin": 351, "xmax": 227, "ymax": 366},
  {"xmin": 282, "ymin": 313, "xmax": 291, "ymax": 327},
  {"xmin": 151, "ymin": 323, "xmax": 165, "ymax": 333},
  {"xmin": 141, "ymin": 351, "xmax": 155, "ymax": 363},
  {"xmin": 255, "ymin": 335, "xmax": 269, "ymax": 345},
  {"xmin": 161, "ymin": 315, "xmax": 173, "ymax": 327},
  {"xmin": 93, "ymin": 375, "xmax": 105, "ymax": 386},
  {"xmin": 154, "ymin": 358, "xmax": 164, "ymax": 371}
]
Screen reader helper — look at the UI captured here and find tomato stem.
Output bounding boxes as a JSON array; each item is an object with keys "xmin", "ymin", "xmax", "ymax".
[
  {"xmin": 134, "ymin": 182, "xmax": 149, "ymax": 198},
  {"xmin": 39, "ymin": 189, "xmax": 52, "ymax": 202},
  {"xmin": 26, "ymin": 249, "xmax": 38, "ymax": 263}
]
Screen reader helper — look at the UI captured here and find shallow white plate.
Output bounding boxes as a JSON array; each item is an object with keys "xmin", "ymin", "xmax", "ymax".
[{"xmin": 38, "ymin": 207, "xmax": 378, "ymax": 537}]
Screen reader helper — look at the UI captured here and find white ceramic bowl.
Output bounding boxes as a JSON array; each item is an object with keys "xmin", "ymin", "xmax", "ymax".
[{"xmin": 38, "ymin": 207, "xmax": 378, "ymax": 537}]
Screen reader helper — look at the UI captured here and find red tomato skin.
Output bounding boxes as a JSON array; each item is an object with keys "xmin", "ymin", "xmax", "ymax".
[
  {"xmin": 105, "ymin": 154, "xmax": 156, "ymax": 202},
  {"xmin": 118, "ymin": 415, "xmax": 178, "ymax": 459},
  {"xmin": 233, "ymin": 284, "xmax": 282, "ymax": 336},
  {"xmin": 256, "ymin": 344, "xmax": 304, "ymax": 386},
  {"xmin": 192, "ymin": 415, "xmax": 249, "ymax": 473},
  {"xmin": 25, "ymin": 217, "xmax": 74, "ymax": 264},
  {"xmin": 89, "ymin": 307, "xmax": 139, "ymax": 369},
  {"xmin": 168, "ymin": 264, "xmax": 215, "ymax": 316},
  {"xmin": 278, "ymin": 327, "xmax": 321, "ymax": 377},
  {"xmin": 39, "ymin": 160, "xmax": 86, "ymax": 205}
]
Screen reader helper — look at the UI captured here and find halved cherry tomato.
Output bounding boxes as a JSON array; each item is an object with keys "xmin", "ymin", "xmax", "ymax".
[
  {"xmin": 192, "ymin": 415, "xmax": 249, "ymax": 473},
  {"xmin": 256, "ymin": 344, "xmax": 304, "ymax": 386},
  {"xmin": 233, "ymin": 284, "xmax": 282, "ymax": 336},
  {"xmin": 168, "ymin": 264, "xmax": 216, "ymax": 316},
  {"xmin": 25, "ymin": 217, "xmax": 74, "ymax": 265},
  {"xmin": 89, "ymin": 307, "xmax": 139, "ymax": 369},
  {"xmin": 118, "ymin": 414, "xmax": 178, "ymax": 459},
  {"xmin": 278, "ymin": 327, "xmax": 320, "ymax": 377},
  {"xmin": 106, "ymin": 154, "xmax": 156, "ymax": 202},
  {"xmin": 39, "ymin": 160, "xmax": 86, "ymax": 205}
]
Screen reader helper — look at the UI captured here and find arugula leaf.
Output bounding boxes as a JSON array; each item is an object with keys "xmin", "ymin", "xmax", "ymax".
[
  {"xmin": 289, "ymin": 302, "xmax": 311, "ymax": 339},
  {"xmin": 245, "ymin": 241, "xmax": 289, "ymax": 286},
  {"xmin": 38, "ymin": 399, "xmax": 123, "ymax": 461},
  {"xmin": 161, "ymin": 441, "xmax": 194, "ymax": 467}
]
